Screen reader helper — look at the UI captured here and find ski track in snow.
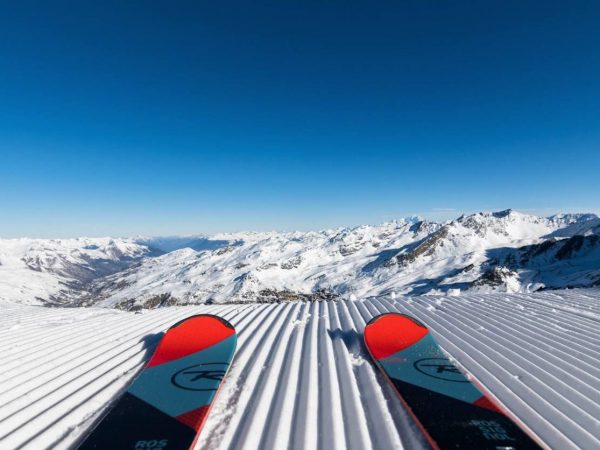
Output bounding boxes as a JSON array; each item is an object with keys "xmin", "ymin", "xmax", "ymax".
[{"xmin": 1, "ymin": 290, "xmax": 600, "ymax": 449}]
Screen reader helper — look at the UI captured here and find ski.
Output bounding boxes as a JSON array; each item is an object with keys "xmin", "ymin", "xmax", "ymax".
[
  {"xmin": 78, "ymin": 314, "xmax": 237, "ymax": 450},
  {"xmin": 364, "ymin": 313, "xmax": 541, "ymax": 449}
]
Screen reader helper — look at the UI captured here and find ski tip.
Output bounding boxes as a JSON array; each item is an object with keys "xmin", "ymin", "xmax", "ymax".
[
  {"xmin": 147, "ymin": 314, "xmax": 236, "ymax": 368},
  {"xmin": 364, "ymin": 313, "xmax": 429, "ymax": 360},
  {"xmin": 365, "ymin": 312, "xmax": 427, "ymax": 329},
  {"xmin": 169, "ymin": 314, "xmax": 235, "ymax": 331}
]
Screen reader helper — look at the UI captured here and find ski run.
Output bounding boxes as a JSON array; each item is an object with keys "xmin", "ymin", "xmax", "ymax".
[{"xmin": 1, "ymin": 289, "xmax": 600, "ymax": 450}]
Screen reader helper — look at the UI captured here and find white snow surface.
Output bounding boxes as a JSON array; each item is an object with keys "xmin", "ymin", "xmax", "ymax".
[{"xmin": 1, "ymin": 289, "xmax": 600, "ymax": 449}]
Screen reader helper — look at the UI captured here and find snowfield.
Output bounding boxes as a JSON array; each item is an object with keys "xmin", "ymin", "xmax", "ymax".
[
  {"xmin": 0, "ymin": 237, "xmax": 149, "ymax": 306},
  {"xmin": 1, "ymin": 289, "xmax": 599, "ymax": 449},
  {"xmin": 1, "ymin": 210, "xmax": 600, "ymax": 309}
]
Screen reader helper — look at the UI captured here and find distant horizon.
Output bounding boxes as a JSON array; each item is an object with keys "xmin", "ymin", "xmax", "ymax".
[{"xmin": 1, "ymin": 207, "xmax": 598, "ymax": 240}]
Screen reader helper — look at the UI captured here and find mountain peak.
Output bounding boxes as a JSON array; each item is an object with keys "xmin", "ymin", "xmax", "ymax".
[
  {"xmin": 492, "ymin": 209, "xmax": 514, "ymax": 218},
  {"xmin": 2, "ymin": 210, "xmax": 599, "ymax": 307}
]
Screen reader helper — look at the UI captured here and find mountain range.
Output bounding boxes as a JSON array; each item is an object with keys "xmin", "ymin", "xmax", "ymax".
[{"xmin": 1, "ymin": 210, "xmax": 599, "ymax": 309}]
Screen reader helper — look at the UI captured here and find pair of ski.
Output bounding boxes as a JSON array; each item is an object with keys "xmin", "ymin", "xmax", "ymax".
[{"xmin": 77, "ymin": 313, "xmax": 540, "ymax": 449}]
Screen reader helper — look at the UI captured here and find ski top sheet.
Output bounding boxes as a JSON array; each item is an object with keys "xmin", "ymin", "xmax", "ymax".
[
  {"xmin": 78, "ymin": 314, "xmax": 237, "ymax": 450},
  {"xmin": 364, "ymin": 313, "xmax": 541, "ymax": 450}
]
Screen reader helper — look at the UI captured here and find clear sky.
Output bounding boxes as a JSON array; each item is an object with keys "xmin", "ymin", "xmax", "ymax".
[{"xmin": 1, "ymin": 1, "xmax": 599, "ymax": 237}]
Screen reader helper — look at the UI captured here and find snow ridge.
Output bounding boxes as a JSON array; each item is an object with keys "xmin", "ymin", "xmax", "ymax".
[{"xmin": 1, "ymin": 210, "xmax": 599, "ymax": 307}]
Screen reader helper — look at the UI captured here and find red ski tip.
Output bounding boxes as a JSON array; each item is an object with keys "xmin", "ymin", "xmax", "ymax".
[
  {"xmin": 147, "ymin": 314, "xmax": 235, "ymax": 368},
  {"xmin": 364, "ymin": 313, "xmax": 429, "ymax": 360}
]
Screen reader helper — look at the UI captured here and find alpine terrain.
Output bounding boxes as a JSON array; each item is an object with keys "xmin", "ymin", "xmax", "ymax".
[{"xmin": 1, "ymin": 210, "xmax": 599, "ymax": 310}]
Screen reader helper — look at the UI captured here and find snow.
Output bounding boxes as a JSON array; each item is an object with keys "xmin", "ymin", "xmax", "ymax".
[
  {"xmin": 80, "ymin": 211, "xmax": 600, "ymax": 307},
  {"xmin": 0, "ymin": 238, "xmax": 149, "ymax": 306},
  {"xmin": 1, "ymin": 289, "xmax": 599, "ymax": 449},
  {"xmin": 1, "ymin": 211, "xmax": 599, "ymax": 307}
]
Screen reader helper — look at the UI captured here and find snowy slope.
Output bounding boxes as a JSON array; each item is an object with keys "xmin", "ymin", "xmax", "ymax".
[
  {"xmin": 0, "ymin": 238, "xmax": 150, "ymax": 306},
  {"xmin": 92, "ymin": 210, "xmax": 600, "ymax": 308},
  {"xmin": 92, "ymin": 218, "xmax": 434, "ymax": 308},
  {"xmin": 1, "ymin": 289, "xmax": 599, "ymax": 449},
  {"xmin": 490, "ymin": 234, "xmax": 600, "ymax": 290}
]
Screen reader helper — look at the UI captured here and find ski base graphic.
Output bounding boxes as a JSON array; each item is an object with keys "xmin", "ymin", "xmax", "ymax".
[
  {"xmin": 364, "ymin": 313, "xmax": 541, "ymax": 449},
  {"xmin": 78, "ymin": 314, "xmax": 236, "ymax": 450}
]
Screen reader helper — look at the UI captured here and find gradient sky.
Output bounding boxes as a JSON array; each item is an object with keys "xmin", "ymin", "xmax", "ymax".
[{"xmin": 1, "ymin": 1, "xmax": 599, "ymax": 237}]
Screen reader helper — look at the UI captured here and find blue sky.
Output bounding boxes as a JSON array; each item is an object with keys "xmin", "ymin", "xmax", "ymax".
[{"xmin": 1, "ymin": 1, "xmax": 599, "ymax": 237}]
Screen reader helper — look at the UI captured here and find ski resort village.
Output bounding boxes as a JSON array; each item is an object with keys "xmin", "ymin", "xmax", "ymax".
[{"xmin": 0, "ymin": 211, "xmax": 599, "ymax": 449}]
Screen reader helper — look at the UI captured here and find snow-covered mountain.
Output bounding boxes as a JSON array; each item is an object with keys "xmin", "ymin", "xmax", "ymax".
[
  {"xmin": 1, "ymin": 210, "xmax": 599, "ymax": 308},
  {"xmin": 0, "ymin": 238, "xmax": 150, "ymax": 305}
]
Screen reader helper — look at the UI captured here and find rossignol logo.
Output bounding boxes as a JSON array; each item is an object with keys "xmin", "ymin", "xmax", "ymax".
[
  {"xmin": 171, "ymin": 363, "xmax": 227, "ymax": 391},
  {"xmin": 135, "ymin": 439, "xmax": 168, "ymax": 449},
  {"xmin": 413, "ymin": 357, "xmax": 468, "ymax": 382}
]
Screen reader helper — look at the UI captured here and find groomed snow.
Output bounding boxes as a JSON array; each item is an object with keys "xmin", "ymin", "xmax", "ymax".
[{"xmin": 1, "ymin": 290, "xmax": 599, "ymax": 449}]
